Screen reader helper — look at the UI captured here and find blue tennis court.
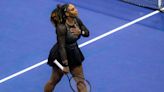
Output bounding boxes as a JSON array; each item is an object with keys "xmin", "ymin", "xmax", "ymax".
[{"xmin": 0, "ymin": 0, "xmax": 164, "ymax": 92}]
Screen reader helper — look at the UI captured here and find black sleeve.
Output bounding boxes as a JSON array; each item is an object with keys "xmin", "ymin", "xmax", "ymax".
[
  {"xmin": 76, "ymin": 17, "xmax": 90, "ymax": 37},
  {"xmin": 56, "ymin": 24, "xmax": 68, "ymax": 65}
]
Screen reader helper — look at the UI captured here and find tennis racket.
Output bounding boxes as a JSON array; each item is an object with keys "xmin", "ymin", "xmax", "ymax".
[{"xmin": 54, "ymin": 60, "xmax": 91, "ymax": 92}]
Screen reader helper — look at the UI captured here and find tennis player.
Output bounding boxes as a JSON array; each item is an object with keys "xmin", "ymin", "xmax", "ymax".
[{"xmin": 44, "ymin": 4, "xmax": 90, "ymax": 92}]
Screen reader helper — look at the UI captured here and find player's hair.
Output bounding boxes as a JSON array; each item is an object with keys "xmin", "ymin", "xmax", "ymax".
[{"xmin": 50, "ymin": 4, "xmax": 69, "ymax": 26}]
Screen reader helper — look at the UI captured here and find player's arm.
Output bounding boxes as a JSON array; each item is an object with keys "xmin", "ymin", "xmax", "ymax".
[
  {"xmin": 76, "ymin": 17, "xmax": 90, "ymax": 37},
  {"xmin": 56, "ymin": 24, "xmax": 68, "ymax": 66}
]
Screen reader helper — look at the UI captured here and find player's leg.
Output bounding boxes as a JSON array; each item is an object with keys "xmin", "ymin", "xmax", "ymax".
[
  {"xmin": 44, "ymin": 66, "xmax": 64, "ymax": 92},
  {"xmin": 70, "ymin": 64, "xmax": 87, "ymax": 92}
]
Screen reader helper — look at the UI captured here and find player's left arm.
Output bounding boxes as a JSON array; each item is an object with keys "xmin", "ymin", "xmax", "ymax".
[{"xmin": 76, "ymin": 17, "xmax": 90, "ymax": 37}]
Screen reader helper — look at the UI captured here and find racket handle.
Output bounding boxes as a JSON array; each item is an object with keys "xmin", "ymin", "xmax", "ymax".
[{"xmin": 53, "ymin": 60, "xmax": 64, "ymax": 70}]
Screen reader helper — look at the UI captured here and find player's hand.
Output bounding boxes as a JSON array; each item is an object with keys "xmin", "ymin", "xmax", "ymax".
[
  {"xmin": 70, "ymin": 27, "xmax": 81, "ymax": 35},
  {"xmin": 63, "ymin": 66, "xmax": 70, "ymax": 74}
]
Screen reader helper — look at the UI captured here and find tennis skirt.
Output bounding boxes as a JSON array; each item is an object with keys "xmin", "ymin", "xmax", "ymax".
[{"xmin": 47, "ymin": 43, "xmax": 84, "ymax": 67}]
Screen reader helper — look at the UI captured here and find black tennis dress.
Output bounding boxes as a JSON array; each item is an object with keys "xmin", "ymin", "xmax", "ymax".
[{"xmin": 47, "ymin": 17, "xmax": 89, "ymax": 67}]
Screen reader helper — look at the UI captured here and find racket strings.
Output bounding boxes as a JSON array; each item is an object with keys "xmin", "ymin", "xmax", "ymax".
[{"xmin": 66, "ymin": 74, "xmax": 91, "ymax": 92}]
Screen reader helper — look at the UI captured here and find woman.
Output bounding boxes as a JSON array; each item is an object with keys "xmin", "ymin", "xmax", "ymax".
[{"xmin": 44, "ymin": 4, "xmax": 90, "ymax": 92}]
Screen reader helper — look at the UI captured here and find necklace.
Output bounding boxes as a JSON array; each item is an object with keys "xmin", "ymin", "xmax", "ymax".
[{"xmin": 66, "ymin": 19, "xmax": 75, "ymax": 26}]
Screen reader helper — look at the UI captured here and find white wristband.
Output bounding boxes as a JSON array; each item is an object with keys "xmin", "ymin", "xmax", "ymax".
[{"xmin": 82, "ymin": 31, "xmax": 85, "ymax": 35}]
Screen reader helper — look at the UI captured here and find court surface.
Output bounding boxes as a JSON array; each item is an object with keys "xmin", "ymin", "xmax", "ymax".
[{"xmin": 0, "ymin": 0, "xmax": 164, "ymax": 92}]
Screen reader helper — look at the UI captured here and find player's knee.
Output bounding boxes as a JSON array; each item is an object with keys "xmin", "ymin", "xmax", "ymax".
[
  {"xmin": 77, "ymin": 81, "xmax": 86, "ymax": 89},
  {"xmin": 47, "ymin": 80, "xmax": 55, "ymax": 86}
]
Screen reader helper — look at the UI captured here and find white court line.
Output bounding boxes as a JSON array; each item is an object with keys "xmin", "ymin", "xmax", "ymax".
[{"xmin": 0, "ymin": 9, "xmax": 162, "ymax": 84}]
